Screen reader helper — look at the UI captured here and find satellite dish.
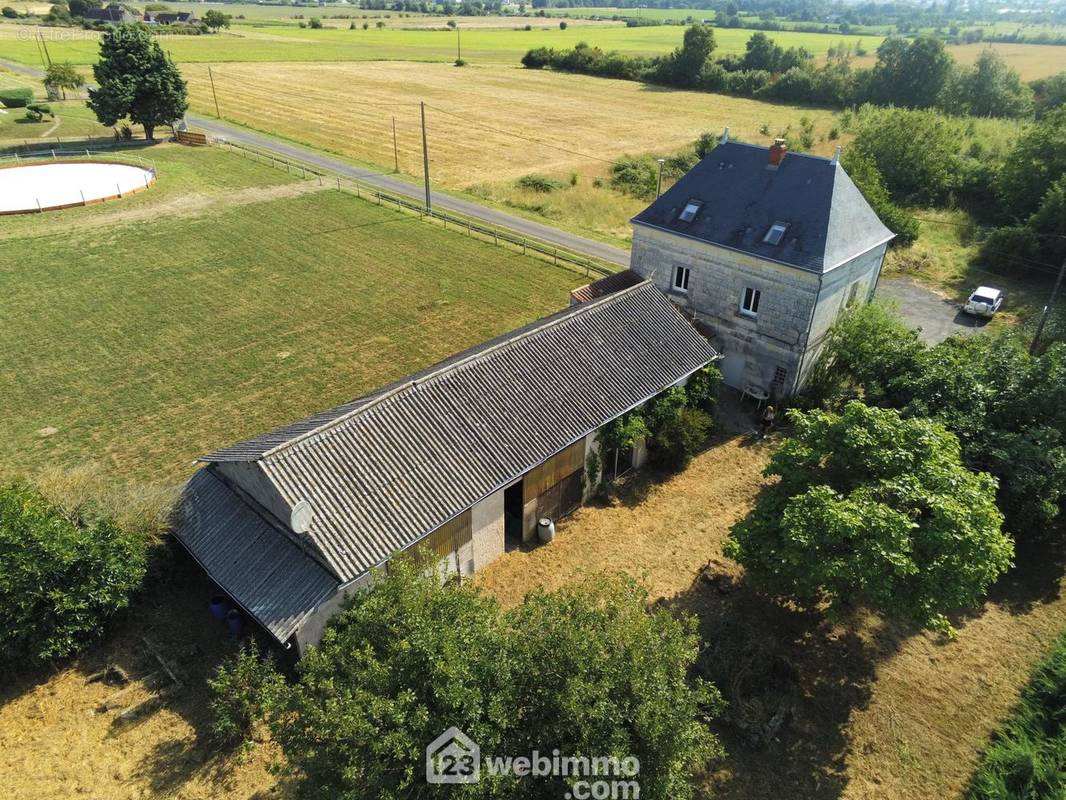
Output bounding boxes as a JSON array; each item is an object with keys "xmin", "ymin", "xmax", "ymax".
[{"xmin": 290, "ymin": 500, "xmax": 314, "ymax": 534}]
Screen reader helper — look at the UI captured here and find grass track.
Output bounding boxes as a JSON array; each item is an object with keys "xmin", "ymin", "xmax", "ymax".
[{"xmin": 0, "ymin": 144, "xmax": 582, "ymax": 485}]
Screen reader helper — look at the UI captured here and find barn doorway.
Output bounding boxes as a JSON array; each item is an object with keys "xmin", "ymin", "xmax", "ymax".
[{"xmin": 504, "ymin": 480, "xmax": 524, "ymax": 548}]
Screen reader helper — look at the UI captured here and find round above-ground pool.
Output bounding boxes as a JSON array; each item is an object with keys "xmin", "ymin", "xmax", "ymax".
[{"xmin": 0, "ymin": 160, "xmax": 155, "ymax": 214}]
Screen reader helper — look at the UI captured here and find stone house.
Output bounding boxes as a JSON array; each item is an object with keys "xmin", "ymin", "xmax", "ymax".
[
  {"xmin": 173, "ymin": 282, "xmax": 716, "ymax": 653},
  {"xmin": 627, "ymin": 135, "xmax": 893, "ymax": 397}
]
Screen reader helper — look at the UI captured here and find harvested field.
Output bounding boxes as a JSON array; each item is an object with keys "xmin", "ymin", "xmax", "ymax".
[{"xmin": 184, "ymin": 61, "xmax": 845, "ymax": 189}]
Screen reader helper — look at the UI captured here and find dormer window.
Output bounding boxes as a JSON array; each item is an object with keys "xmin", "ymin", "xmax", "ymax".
[
  {"xmin": 763, "ymin": 222, "xmax": 788, "ymax": 245},
  {"xmin": 679, "ymin": 199, "xmax": 702, "ymax": 223}
]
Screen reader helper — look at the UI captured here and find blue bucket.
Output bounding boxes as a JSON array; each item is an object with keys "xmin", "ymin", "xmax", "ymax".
[
  {"xmin": 209, "ymin": 595, "xmax": 228, "ymax": 621},
  {"xmin": 225, "ymin": 608, "xmax": 243, "ymax": 637}
]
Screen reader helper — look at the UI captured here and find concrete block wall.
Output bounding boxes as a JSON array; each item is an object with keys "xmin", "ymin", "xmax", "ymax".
[{"xmin": 471, "ymin": 490, "xmax": 505, "ymax": 570}]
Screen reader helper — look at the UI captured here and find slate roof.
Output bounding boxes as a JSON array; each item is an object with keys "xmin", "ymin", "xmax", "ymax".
[
  {"xmin": 201, "ymin": 281, "xmax": 716, "ymax": 582},
  {"xmin": 631, "ymin": 140, "xmax": 894, "ymax": 273},
  {"xmin": 570, "ymin": 269, "xmax": 644, "ymax": 304},
  {"xmin": 172, "ymin": 469, "xmax": 338, "ymax": 643}
]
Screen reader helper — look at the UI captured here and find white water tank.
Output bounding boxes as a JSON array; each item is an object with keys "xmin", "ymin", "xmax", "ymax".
[{"xmin": 537, "ymin": 517, "xmax": 555, "ymax": 544}]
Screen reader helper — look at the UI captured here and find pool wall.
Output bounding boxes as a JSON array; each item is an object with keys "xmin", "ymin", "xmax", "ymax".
[{"xmin": 0, "ymin": 159, "xmax": 156, "ymax": 215}]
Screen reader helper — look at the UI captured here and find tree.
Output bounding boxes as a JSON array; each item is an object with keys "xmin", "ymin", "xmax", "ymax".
[
  {"xmin": 840, "ymin": 148, "xmax": 920, "ymax": 245},
  {"xmin": 271, "ymin": 560, "xmax": 723, "ymax": 799},
  {"xmin": 44, "ymin": 61, "xmax": 84, "ymax": 100},
  {"xmin": 805, "ymin": 305, "xmax": 1066, "ymax": 539},
  {"xmin": 0, "ymin": 481, "xmax": 147, "ymax": 664},
  {"xmin": 558, "ymin": 19, "xmax": 566, "ymax": 29},
  {"xmin": 726, "ymin": 402, "xmax": 1012, "ymax": 634},
  {"xmin": 2, "ymin": 6, "xmax": 19, "ymax": 17},
  {"xmin": 202, "ymin": 9, "xmax": 230, "ymax": 30},
  {"xmin": 659, "ymin": 23, "xmax": 715, "ymax": 88},
  {"xmin": 868, "ymin": 35, "xmax": 953, "ymax": 108},
  {"xmin": 850, "ymin": 105, "xmax": 957, "ymax": 204},
  {"xmin": 944, "ymin": 49, "xmax": 1032, "ymax": 118},
  {"xmin": 1031, "ymin": 70, "xmax": 1066, "ymax": 118},
  {"xmin": 996, "ymin": 108, "xmax": 1066, "ymax": 221},
  {"xmin": 88, "ymin": 24, "xmax": 187, "ymax": 141},
  {"xmin": 66, "ymin": 0, "xmax": 100, "ymax": 17}
]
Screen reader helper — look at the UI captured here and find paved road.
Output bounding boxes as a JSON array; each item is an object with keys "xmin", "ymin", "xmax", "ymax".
[
  {"xmin": 876, "ymin": 277, "xmax": 990, "ymax": 344},
  {"xmin": 0, "ymin": 58, "xmax": 629, "ymax": 265},
  {"xmin": 187, "ymin": 117, "xmax": 630, "ymax": 266}
]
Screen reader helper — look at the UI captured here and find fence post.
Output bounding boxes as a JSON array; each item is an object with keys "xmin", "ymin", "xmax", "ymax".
[{"xmin": 554, "ymin": 249, "xmax": 558, "ymax": 265}]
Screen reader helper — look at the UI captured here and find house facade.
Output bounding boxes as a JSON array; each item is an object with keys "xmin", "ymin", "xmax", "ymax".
[
  {"xmin": 173, "ymin": 282, "xmax": 716, "ymax": 653},
  {"xmin": 628, "ymin": 135, "xmax": 894, "ymax": 397}
]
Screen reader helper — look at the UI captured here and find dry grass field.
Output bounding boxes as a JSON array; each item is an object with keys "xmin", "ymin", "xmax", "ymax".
[
  {"xmin": 477, "ymin": 423, "xmax": 1066, "ymax": 800},
  {"xmin": 184, "ymin": 61, "xmax": 846, "ymax": 186}
]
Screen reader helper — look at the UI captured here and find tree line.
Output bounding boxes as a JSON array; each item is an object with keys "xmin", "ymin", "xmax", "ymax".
[{"xmin": 523, "ymin": 26, "xmax": 1047, "ymax": 119}]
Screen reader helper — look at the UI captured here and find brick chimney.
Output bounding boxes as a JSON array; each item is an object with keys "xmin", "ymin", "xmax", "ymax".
[{"xmin": 767, "ymin": 138, "xmax": 788, "ymax": 169}]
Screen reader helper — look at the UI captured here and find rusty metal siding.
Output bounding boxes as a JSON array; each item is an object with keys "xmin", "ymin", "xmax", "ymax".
[{"xmin": 205, "ymin": 282, "xmax": 716, "ymax": 582}]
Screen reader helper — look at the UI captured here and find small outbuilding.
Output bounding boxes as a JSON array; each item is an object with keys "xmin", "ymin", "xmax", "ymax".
[{"xmin": 173, "ymin": 281, "xmax": 716, "ymax": 652}]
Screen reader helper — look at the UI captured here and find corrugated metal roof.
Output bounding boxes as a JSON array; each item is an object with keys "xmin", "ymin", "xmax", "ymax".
[
  {"xmin": 632, "ymin": 141, "xmax": 893, "ymax": 273},
  {"xmin": 172, "ymin": 469, "xmax": 338, "ymax": 643},
  {"xmin": 570, "ymin": 269, "xmax": 644, "ymax": 304},
  {"xmin": 205, "ymin": 282, "xmax": 716, "ymax": 581}
]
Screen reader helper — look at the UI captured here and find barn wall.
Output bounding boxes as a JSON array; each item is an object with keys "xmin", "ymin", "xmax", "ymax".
[
  {"xmin": 472, "ymin": 489, "xmax": 505, "ymax": 570},
  {"xmin": 214, "ymin": 461, "xmax": 291, "ymax": 524}
]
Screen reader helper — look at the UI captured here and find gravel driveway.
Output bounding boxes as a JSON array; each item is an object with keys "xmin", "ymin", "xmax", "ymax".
[{"xmin": 875, "ymin": 277, "xmax": 991, "ymax": 344}]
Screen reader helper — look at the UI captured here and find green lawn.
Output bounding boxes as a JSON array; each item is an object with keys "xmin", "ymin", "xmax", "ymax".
[
  {"xmin": 0, "ymin": 19, "xmax": 883, "ymax": 65},
  {"xmin": 0, "ymin": 97, "xmax": 115, "ymax": 141},
  {"xmin": 0, "ymin": 144, "xmax": 581, "ymax": 487}
]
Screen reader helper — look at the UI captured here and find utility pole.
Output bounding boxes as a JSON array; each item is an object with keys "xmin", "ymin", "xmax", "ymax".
[
  {"xmin": 656, "ymin": 157, "xmax": 665, "ymax": 198},
  {"xmin": 456, "ymin": 24, "xmax": 461, "ymax": 62},
  {"xmin": 421, "ymin": 101, "xmax": 431, "ymax": 211},
  {"xmin": 33, "ymin": 33, "xmax": 46, "ymax": 70},
  {"xmin": 392, "ymin": 115, "xmax": 399, "ymax": 173},
  {"xmin": 1031, "ymin": 256, "xmax": 1066, "ymax": 355},
  {"xmin": 38, "ymin": 33, "xmax": 53, "ymax": 67},
  {"xmin": 208, "ymin": 66, "xmax": 221, "ymax": 119}
]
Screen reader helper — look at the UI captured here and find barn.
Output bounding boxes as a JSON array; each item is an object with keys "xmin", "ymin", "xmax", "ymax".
[{"xmin": 173, "ymin": 281, "xmax": 717, "ymax": 652}]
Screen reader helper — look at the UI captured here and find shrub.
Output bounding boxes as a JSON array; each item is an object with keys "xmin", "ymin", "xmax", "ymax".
[
  {"xmin": 1, "ymin": 5, "xmax": 17, "ymax": 17},
  {"xmin": 454, "ymin": 57, "xmax": 467, "ymax": 67},
  {"xmin": 0, "ymin": 481, "xmax": 148, "ymax": 664},
  {"xmin": 308, "ymin": 16, "xmax": 322, "ymax": 28},
  {"xmin": 208, "ymin": 642, "xmax": 285, "ymax": 748},
  {"xmin": 979, "ymin": 224, "xmax": 1041, "ymax": 271},
  {"xmin": 515, "ymin": 173, "xmax": 564, "ymax": 192},
  {"xmin": 0, "ymin": 87, "xmax": 34, "ymax": 108},
  {"xmin": 610, "ymin": 154, "xmax": 658, "ymax": 199},
  {"xmin": 685, "ymin": 363, "xmax": 724, "ymax": 416},
  {"xmin": 521, "ymin": 46, "xmax": 553, "ymax": 68},
  {"xmin": 650, "ymin": 406, "xmax": 713, "ymax": 469},
  {"xmin": 558, "ymin": 19, "xmax": 566, "ymax": 29}
]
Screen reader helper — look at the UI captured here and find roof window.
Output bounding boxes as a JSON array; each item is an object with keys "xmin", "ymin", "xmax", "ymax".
[
  {"xmin": 679, "ymin": 199, "xmax": 702, "ymax": 223},
  {"xmin": 763, "ymin": 222, "xmax": 788, "ymax": 246}
]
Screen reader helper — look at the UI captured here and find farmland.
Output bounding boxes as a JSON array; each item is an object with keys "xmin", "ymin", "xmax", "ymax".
[{"xmin": 0, "ymin": 143, "xmax": 584, "ymax": 486}]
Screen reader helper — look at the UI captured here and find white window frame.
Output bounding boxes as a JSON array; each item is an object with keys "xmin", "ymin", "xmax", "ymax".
[
  {"xmin": 740, "ymin": 286, "xmax": 761, "ymax": 317},
  {"xmin": 763, "ymin": 222, "xmax": 788, "ymax": 246},
  {"xmin": 673, "ymin": 265, "xmax": 690, "ymax": 293}
]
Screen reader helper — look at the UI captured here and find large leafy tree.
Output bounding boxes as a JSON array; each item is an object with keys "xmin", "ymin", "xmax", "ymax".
[
  {"xmin": 0, "ymin": 481, "xmax": 147, "ymax": 664},
  {"xmin": 88, "ymin": 23, "xmax": 187, "ymax": 140},
  {"xmin": 805, "ymin": 305, "xmax": 1066, "ymax": 540},
  {"xmin": 849, "ymin": 105, "xmax": 957, "ymax": 204},
  {"xmin": 996, "ymin": 108, "xmax": 1066, "ymax": 221},
  {"xmin": 44, "ymin": 61, "xmax": 84, "ymax": 100},
  {"xmin": 868, "ymin": 35, "xmax": 954, "ymax": 109},
  {"xmin": 943, "ymin": 49, "xmax": 1032, "ymax": 118},
  {"xmin": 270, "ymin": 561, "xmax": 722, "ymax": 799},
  {"xmin": 659, "ymin": 23, "xmax": 715, "ymax": 88},
  {"xmin": 727, "ymin": 402, "xmax": 1012, "ymax": 635}
]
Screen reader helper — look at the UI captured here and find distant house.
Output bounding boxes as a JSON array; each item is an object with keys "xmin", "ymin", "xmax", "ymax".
[
  {"xmin": 82, "ymin": 4, "xmax": 137, "ymax": 22},
  {"xmin": 620, "ymin": 133, "xmax": 893, "ymax": 397},
  {"xmin": 173, "ymin": 282, "xmax": 716, "ymax": 652},
  {"xmin": 143, "ymin": 10, "xmax": 196, "ymax": 23}
]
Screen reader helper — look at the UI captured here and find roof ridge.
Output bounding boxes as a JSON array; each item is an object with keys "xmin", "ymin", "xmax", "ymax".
[{"xmin": 255, "ymin": 280, "xmax": 653, "ymax": 460}]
